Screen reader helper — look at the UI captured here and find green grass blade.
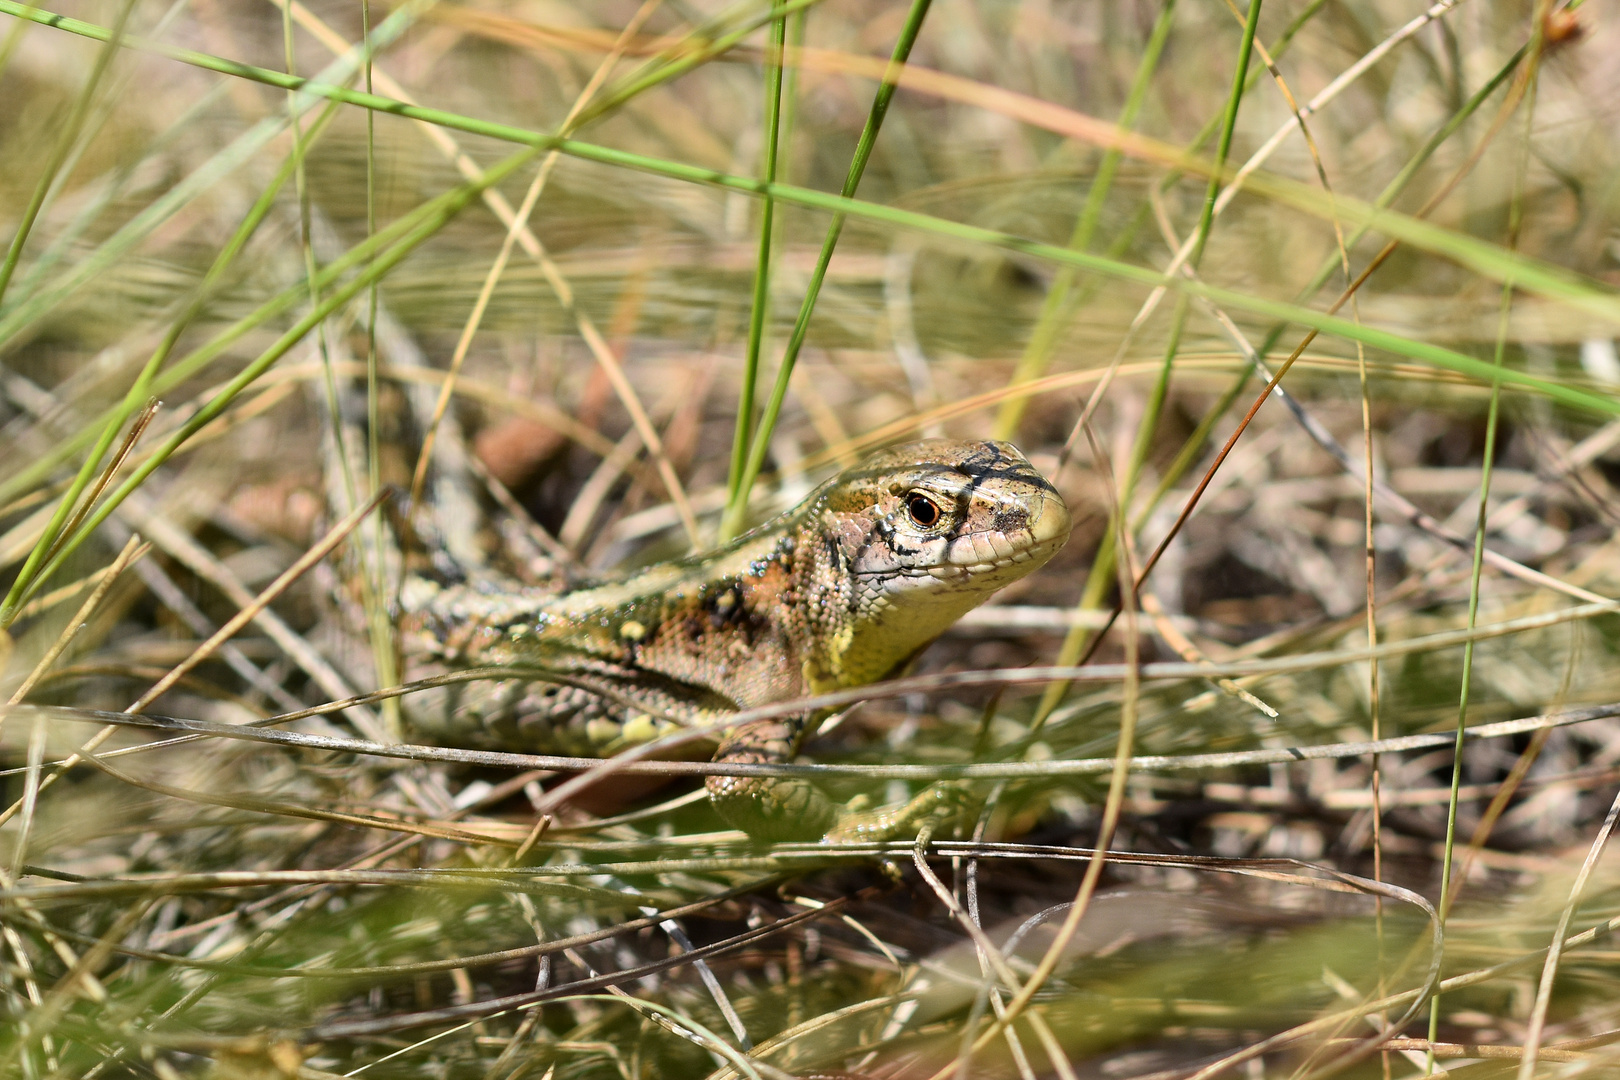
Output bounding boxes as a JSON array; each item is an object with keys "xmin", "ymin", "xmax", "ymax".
[
  {"xmin": 0, "ymin": 0, "xmax": 431, "ymax": 353},
  {"xmin": 725, "ymin": 0, "xmax": 790, "ymax": 529},
  {"xmin": 0, "ymin": 0, "xmax": 136, "ymax": 306},
  {"xmin": 9, "ymin": 0, "xmax": 1615, "ymax": 335},
  {"xmin": 719, "ymin": 0, "xmax": 934, "ymax": 539}
]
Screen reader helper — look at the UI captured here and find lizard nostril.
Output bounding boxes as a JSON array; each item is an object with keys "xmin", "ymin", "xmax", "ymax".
[{"xmin": 993, "ymin": 506, "xmax": 1029, "ymax": 534}]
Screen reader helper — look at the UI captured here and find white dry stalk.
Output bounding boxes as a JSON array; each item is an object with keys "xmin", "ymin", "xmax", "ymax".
[
  {"xmin": 5, "ymin": 536, "xmax": 144, "ymax": 881},
  {"xmin": 907, "ymin": 831, "xmax": 1068, "ymax": 1080},
  {"xmin": 120, "ymin": 491, "xmax": 382, "ymax": 737}
]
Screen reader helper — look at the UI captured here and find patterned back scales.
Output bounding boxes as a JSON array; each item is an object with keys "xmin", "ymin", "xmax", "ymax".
[{"xmin": 398, "ymin": 438, "xmax": 1071, "ymax": 839}]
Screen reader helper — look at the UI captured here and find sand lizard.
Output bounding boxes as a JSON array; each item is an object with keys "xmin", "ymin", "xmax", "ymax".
[{"xmin": 401, "ymin": 439, "xmax": 1071, "ymax": 840}]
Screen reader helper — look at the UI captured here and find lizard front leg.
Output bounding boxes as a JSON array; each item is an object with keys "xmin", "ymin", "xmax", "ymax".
[
  {"xmin": 705, "ymin": 717, "xmax": 839, "ymax": 841},
  {"xmin": 706, "ymin": 718, "xmax": 979, "ymax": 843}
]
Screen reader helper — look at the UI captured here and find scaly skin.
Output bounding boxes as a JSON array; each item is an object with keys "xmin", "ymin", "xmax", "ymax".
[{"xmin": 403, "ymin": 439, "xmax": 1071, "ymax": 840}]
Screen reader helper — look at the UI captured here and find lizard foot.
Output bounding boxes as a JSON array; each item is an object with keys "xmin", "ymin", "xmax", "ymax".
[
  {"xmin": 823, "ymin": 783, "xmax": 976, "ymax": 844},
  {"xmin": 706, "ymin": 718, "xmax": 842, "ymax": 841},
  {"xmin": 706, "ymin": 772, "xmax": 839, "ymax": 842}
]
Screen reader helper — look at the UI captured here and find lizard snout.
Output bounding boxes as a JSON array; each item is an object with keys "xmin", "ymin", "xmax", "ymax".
[{"xmin": 1025, "ymin": 484, "xmax": 1071, "ymax": 552}]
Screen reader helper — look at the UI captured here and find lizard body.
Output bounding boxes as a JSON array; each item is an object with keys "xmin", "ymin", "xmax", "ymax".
[{"xmin": 403, "ymin": 439, "xmax": 1070, "ymax": 838}]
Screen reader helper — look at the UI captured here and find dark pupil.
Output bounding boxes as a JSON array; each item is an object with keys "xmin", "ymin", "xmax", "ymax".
[{"xmin": 907, "ymin": 494, "xmax": 941, "ymax": 527}]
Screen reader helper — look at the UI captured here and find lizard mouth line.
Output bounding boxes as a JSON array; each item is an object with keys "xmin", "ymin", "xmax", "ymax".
[{"xmin": 854, "ymin": 533, "xmax": 1068, "ymax": 579}]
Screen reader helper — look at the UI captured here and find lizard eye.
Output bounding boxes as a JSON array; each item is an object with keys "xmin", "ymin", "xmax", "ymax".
[{"xmin": 905, "ymin": 492, "xmax": 943, "ymax": 528}]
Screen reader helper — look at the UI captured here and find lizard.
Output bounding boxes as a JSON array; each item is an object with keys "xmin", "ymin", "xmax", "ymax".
[{"xmin": 399, "ymin": 438, "xmax": 1071, "ymax": 841}]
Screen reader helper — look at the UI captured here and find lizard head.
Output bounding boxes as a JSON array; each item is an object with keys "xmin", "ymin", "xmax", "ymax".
[
  {"xmin": 824, "ymin": 438, "xmax": 1071, "ymax": 599},
  {"xmin": 804, "ymin": 439, "xmax": 1071, "ymax": 690}
]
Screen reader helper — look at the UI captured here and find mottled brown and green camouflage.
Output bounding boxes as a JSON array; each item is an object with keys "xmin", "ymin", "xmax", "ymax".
[{"xmin": 404, "ymin": 439, "xmax": 1070, "ymax": 838}]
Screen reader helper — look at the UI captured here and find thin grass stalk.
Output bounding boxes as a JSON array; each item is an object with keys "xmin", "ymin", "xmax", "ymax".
[
  {"xmin": 4, "ymin": 536, "xmax": 143, "ymax": 884},
  {"xmin": 993, "ymin": 0, "xmax": 1330, "ymax": 428},
  {"xmin": 7, "ymin": 563, "xmax": 130, "ymax": 626},
  {"xmin": 0, "ymin": 3, "xmax": 151, "ymax": 620},
  {"xmin": 724, "ymin": 0, "xmax": 789, "ymax": 532},
  {"xmin": 3, "ymin": 0, "xmax": 193, "ymax": 316},
  {"xmin": 1358, "ymin": 185, "xmax": 1388, "ymax": 1072},
  {"xmin": 1044, "ymin": 0, "xmax": 1474, "ymax": 512},
  {"xmin": 719, "ymin": 0, "xmax": 934, "ymax": 539},
  {"xmin": 17, "ymin": 692, "xmax": 1620, "ymax": 785},
  {"xmin": 0, "ymin": 0, "xmax": 430, "ymax": 357},
  {"xmin": 1518, "ymin": 790, "xmax": 1620, "ymax": 1078},
  {"xmin": 129, "ymin": 494, "xmax": 386, "ymax": 716},
  {"xmin": 1121, "ymin": 0, "xmax": 1262, "ymax": 492},
  {"xmin": 403, "ymin": 152, "xmax": 539, "ymax": 514},
  {"xmin": 5, "ymin": 898, "xmax": 154, "ymax": 1070},
  {"xmin": 1, "ymin": 514, "xmax": 394, "ymax": 822},
  {"xmin": 268, "ymin": 0, "xmax": 682, "ymax": 549},
  {"xmin": 578, "ymin": 0, "xmax": 822, "ymax": 130},
  {"xmin": 357, "ymin": 0, "xmax": 400, "ymax": 737},
  {"xmin": 1277, "ymin": 1, "xmax": 1389, "ymax": 1042},
  {"xmin": 1141, "ymin": 42, "xmax": 1527, "ymax": 526},
  {"xmin": 911, "ymin": 829, "xmax": 1064, "ymax": 1079},
  {"xmin": 0, "ymin": 3, "xmax": 430, "ymax": 556},
  {"xmin": 286, "ymin": 0, "xmax": 358, "ymax": 535},
  {"xmin": 9, "ymin": 0, "xmax": 1607, "ymax": 330},
  {"xmin": 1047, "ymin": 26, "xmax": 1547, "ymax": 682},
  {"xmin": 278, "ymin": 2, "xmax": 705, "ymax": 553},
  {"xmin": 35, "ymin": 401, "xmax": 157, "ymax": 574},
  {"xmin": 50, "ymin": 887, "xmax": 754, "ymax": 981},
  {"xmin": 7, "ymin": 88, "xmax": 226, "ymax": 322},
  {"xmin": 763, "ymin": 8, "xmax": 807, "ymax": 444},
  {"xmin": 990, "ymin": 0, "xmax": 1177, "ymax": 441},
  {"xmin": 1225, "ymin": 3, "xmax": 1393, "ymax": 1029},
  {"xmin": 1452, "ymin": 722, "xmax": 1554, "ymax": 894},
  {"xmin": 7, "ymin": 1, "xmax": 1615, "ymax": 335},
  {"xmin": 0, "ymin": 0, "xmax": 137, "ymax": 306},
  {"xmin": 0, "ymin": 110, "xmax": 367, "ymax": 626},
  {"xmin": 1428, "ymin": 29, "xmax": 1543, "ymax": 1070},
  {"xmin": 409, "ymin": 0, "xmax": 667, "ymax": 513},
  {"xmin": 0, "ymin": 106, "xmax": 475, "ymax": 521},
  {"xmin": 297, "ymin": 912, "xmax": 841, "ymax": 1042}
]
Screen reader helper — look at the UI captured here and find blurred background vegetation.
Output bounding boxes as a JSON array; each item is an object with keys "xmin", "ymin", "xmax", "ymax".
[{"xmin": 4, "ymin": 0, "xmax": 1620, "ymax": 1076}]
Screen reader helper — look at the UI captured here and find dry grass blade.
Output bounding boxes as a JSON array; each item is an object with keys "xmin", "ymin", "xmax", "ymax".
[
  {"xmin": 12, "ymin": 694, "xmax": 1620, "ymax": 785},
  {"xmin": 298, "ymin": 901, "xmax": 846, "ymax": 1041},
  {"xmin": 4, "ymin": 534, "xmax": 145, "ymax": 883},
  {"xmin": 128, "ymin": 488, "xmax": 384, "ymax": 713},
  {"xmin": 1518, "ymin": 789, "xmax": 1620, "ymax": 1077}
]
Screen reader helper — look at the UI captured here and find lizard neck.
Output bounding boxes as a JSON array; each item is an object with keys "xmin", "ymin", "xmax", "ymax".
[{"xmin": 789, "ymin": 508, "xmax": 982, "ymax": 696}]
